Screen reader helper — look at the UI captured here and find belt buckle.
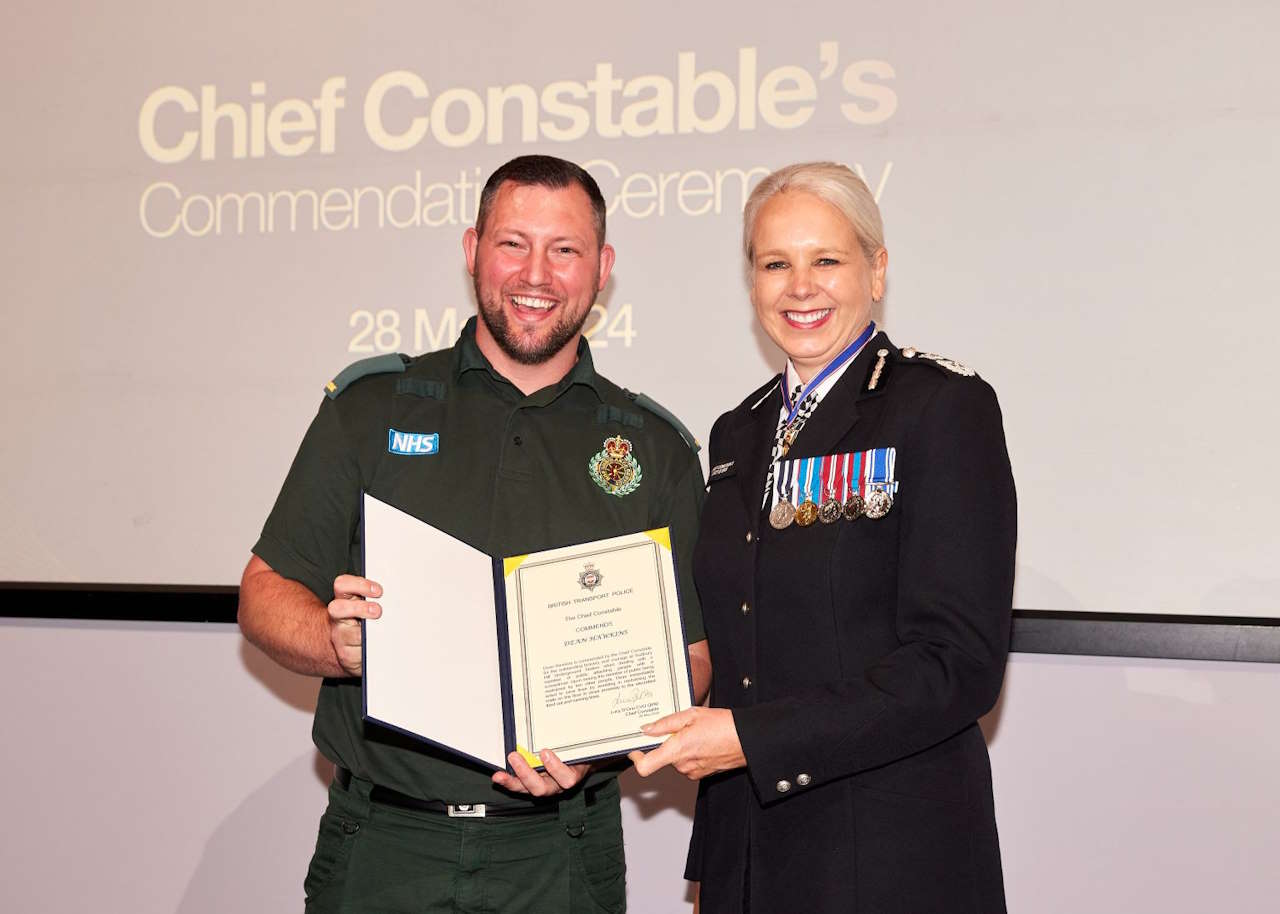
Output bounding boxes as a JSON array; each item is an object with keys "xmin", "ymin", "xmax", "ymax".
[{"xmin": 447, "ymin": 803, "xmax": 486, "ymax": 818}]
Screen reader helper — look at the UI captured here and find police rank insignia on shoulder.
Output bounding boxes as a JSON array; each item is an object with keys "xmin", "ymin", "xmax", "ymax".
[
  {"xmin": 900, "ymin": 347, "xmax": 976, "ymax": 376},
  {"xmin": 589, "ymin": 435, "xmax": 643, "ymax": 496}
]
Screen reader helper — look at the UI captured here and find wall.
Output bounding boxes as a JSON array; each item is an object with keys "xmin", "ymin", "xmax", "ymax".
[{"xmin": 5, "ymin": 618, "xmax": 1276, "ymax": 913}]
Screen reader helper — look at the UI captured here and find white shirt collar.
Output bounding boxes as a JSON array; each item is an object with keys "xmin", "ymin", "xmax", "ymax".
[
  {"xmin": 777, "ymin": 331, "xmax": 874, "ymax": 419},
  {"xmin": 782, "ymin": 356, "xmax": 854, "ymax": 410}
]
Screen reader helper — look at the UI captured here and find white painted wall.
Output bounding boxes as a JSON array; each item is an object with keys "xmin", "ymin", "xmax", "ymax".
[{"xmin": 4, "ymin": 619, "xmax": 1276, "ymax": 913}]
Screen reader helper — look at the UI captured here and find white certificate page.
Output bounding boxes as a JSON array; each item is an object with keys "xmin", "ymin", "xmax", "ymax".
[
  {"xmin": 362, "ymin": 493, "xmax": 507, "ymax": 769},
  {"xmin": 501, "ymin": 529, "xmax": 693, "ymax": 765}
]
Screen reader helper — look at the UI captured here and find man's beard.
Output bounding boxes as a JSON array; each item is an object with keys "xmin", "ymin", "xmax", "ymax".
[{"xmin": 474, "ymin": 278, "xmax": 594, "ymax": 366}]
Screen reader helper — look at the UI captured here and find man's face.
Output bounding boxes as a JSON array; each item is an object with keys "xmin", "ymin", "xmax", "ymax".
[{"xmin": 464, "ymin": 181, "xmax": 614, "ymax": 366}]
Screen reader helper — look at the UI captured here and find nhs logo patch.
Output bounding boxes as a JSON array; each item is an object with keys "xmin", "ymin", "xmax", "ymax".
[{"xmin": 388, "ymin": 429, "xmax": 439, "ymax": 456}]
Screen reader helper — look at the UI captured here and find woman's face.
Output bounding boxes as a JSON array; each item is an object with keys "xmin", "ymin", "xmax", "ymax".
[{"xmin": 749, "ymin": 191, "xmax": 887, "ymax": 382}]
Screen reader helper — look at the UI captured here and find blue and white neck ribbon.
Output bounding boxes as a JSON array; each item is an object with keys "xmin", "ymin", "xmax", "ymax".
[
  {"xmin": 763, "ymin": 321, "xmax": 876, "ymax": 511},
  {"xmin": 779, "ymin": 321, "xmax": 876, "ymax": 424}
]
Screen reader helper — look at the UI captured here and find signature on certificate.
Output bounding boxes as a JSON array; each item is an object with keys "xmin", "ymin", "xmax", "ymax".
[{"xmin": 611, "ymin": 686, "xmax": 655, "ymax": 709}]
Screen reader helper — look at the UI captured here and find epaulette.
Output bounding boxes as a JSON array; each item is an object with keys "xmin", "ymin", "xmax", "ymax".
[
  {"xmin": 863, "ymin": 347, "xmax": 894, "ymax": 393},
  {"xmin": 899, "ymin": 347, "xmax": 976, "ymax": 377},
  {"xmin": 596, "ymin": 403, "xmax": 645, "ymax": 430},
  {"xmin": 863, "ymin": 346, "xmax": 977, "ymax": 394},
  {"xmin": 324, "ymin": 353, "xmax": 408, "ymax": 399},
  {"xmin": 626, "ymin": 390, "xmax": 701, "ymax": 453}
]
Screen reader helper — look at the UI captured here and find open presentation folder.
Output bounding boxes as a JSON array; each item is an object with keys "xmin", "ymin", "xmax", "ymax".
[{"xmin": 361, "ymin": 493, "xmax": 695, "ymax": 771}]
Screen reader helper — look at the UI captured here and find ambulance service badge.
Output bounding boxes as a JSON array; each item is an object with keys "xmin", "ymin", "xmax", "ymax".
[{"xmin": 589, "ymin": 435, "xmax": 643, "ymax": 497}]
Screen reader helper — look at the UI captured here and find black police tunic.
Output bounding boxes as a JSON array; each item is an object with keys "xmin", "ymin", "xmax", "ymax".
[{"xmin": 687, "ymin": 333, "xmax": 1016, "ymax": 914}]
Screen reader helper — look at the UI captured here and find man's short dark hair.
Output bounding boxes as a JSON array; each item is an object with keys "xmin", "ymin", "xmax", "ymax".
[{"xmin": 475, "ymin": 155, "xmax": 607, "ymax": 247}]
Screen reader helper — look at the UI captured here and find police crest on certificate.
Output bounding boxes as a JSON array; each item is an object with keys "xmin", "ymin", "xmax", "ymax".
[{"xmin": 361, "ymin": 492, "xmax": 695, "ymax": 771}]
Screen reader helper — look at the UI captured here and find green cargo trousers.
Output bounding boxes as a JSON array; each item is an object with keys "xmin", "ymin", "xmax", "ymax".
[{"xmin": 304, "ymin": 774, "xmax": 627, "ymax": 913}]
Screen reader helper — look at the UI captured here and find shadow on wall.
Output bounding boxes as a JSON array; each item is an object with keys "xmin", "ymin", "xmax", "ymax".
[
  {"xmin": 172, "ymin": 640, "xmax": 328, "ymax": 912},
  {"xmin": 1010, "ymin": 563, "xmax": 1082, "ymax": 614},
  {"xmin": 239, "ymin": 637, "xmax": 322, "ymax": 714},
  {"xmin": 619, "ymin": 763, "xmax": 699, "ymax": 908},
  {"xmin": 176, "ymin": 749, "xmax": 331, "ymax": 914},
  {"xmin": 619, "ymin": 763, "xmax": 697, "ymax": 822}
]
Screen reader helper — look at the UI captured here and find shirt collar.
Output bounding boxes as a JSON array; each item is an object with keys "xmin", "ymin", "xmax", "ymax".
[
  {"xmin": 781, "ymin": 350, "xmax": 857, "ymax": 411},
  {"xmin": 452, "ymin": 316, "xmax": 603, "ymax": 401}
]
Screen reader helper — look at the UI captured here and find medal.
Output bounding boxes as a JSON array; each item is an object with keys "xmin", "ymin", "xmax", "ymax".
[
  {"xmin": 865, "ymin": 485, "xmax": 893, "ymax": 519},
  {"xmin": 842, "ymin": 451, "xmax": 864, "ymax": 520},
  {"xmin": 769, "ymin": 499, "xmax": 797, "ymax": 529},
  {"xmin": 864, "ymin": 448, "xmax": 897, "ymax": 520},
  {"xmin": 779, "ymin": 426, "xmax": 798, "ymax": 459},
  {"xmin": 818, "ymin": 455, "xmax": 842, "ymax": 524},
  {"xmin": 795, "ymin": 457, "xmax": 819, "ymax": 527},
  {"xmin": 768, "ymin": 459, "xmax": 796, "ymax": 529}
]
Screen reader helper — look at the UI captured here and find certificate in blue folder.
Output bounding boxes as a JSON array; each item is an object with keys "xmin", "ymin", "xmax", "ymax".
[{"xmin": 360, "ymin": 492, "xmax": 694, "ymax": 771}]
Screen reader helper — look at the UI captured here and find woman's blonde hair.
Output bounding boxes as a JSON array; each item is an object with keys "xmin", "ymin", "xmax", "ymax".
[{"xmin": 743, "ymin": 162, "xmax": 885, "ymax": 265}]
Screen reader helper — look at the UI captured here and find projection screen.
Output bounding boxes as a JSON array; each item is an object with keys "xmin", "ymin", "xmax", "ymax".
[{"xmin": 2, "ymin": 0, "xmax": 1277, "ymax": 620}]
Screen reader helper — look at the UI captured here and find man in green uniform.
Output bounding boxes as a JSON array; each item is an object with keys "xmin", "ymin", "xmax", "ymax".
[{"xmin": 238, "ymin": 155, "xmax": 711, "ymax": 913}]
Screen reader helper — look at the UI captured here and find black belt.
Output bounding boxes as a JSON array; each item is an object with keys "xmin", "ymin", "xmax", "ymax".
[{"xmin": 335, "ymin": 767, "xmax": 605, "ymax": 819}]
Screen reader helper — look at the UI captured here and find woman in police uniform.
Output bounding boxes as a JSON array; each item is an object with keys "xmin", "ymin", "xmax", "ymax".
[{"xmin": 630, "ymin": 162, "xmax": 1017, "ymax": 913}]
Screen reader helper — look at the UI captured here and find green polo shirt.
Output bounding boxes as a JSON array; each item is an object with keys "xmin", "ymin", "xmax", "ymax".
[{"xmin": 253, "ymin": 317, "xmax": 705, "ymax": 803}]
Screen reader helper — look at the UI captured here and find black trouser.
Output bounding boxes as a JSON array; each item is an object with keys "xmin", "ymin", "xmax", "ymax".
[{"xmin": 304, "ymin": 774, "xmax": 626, "ymax": 913}]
